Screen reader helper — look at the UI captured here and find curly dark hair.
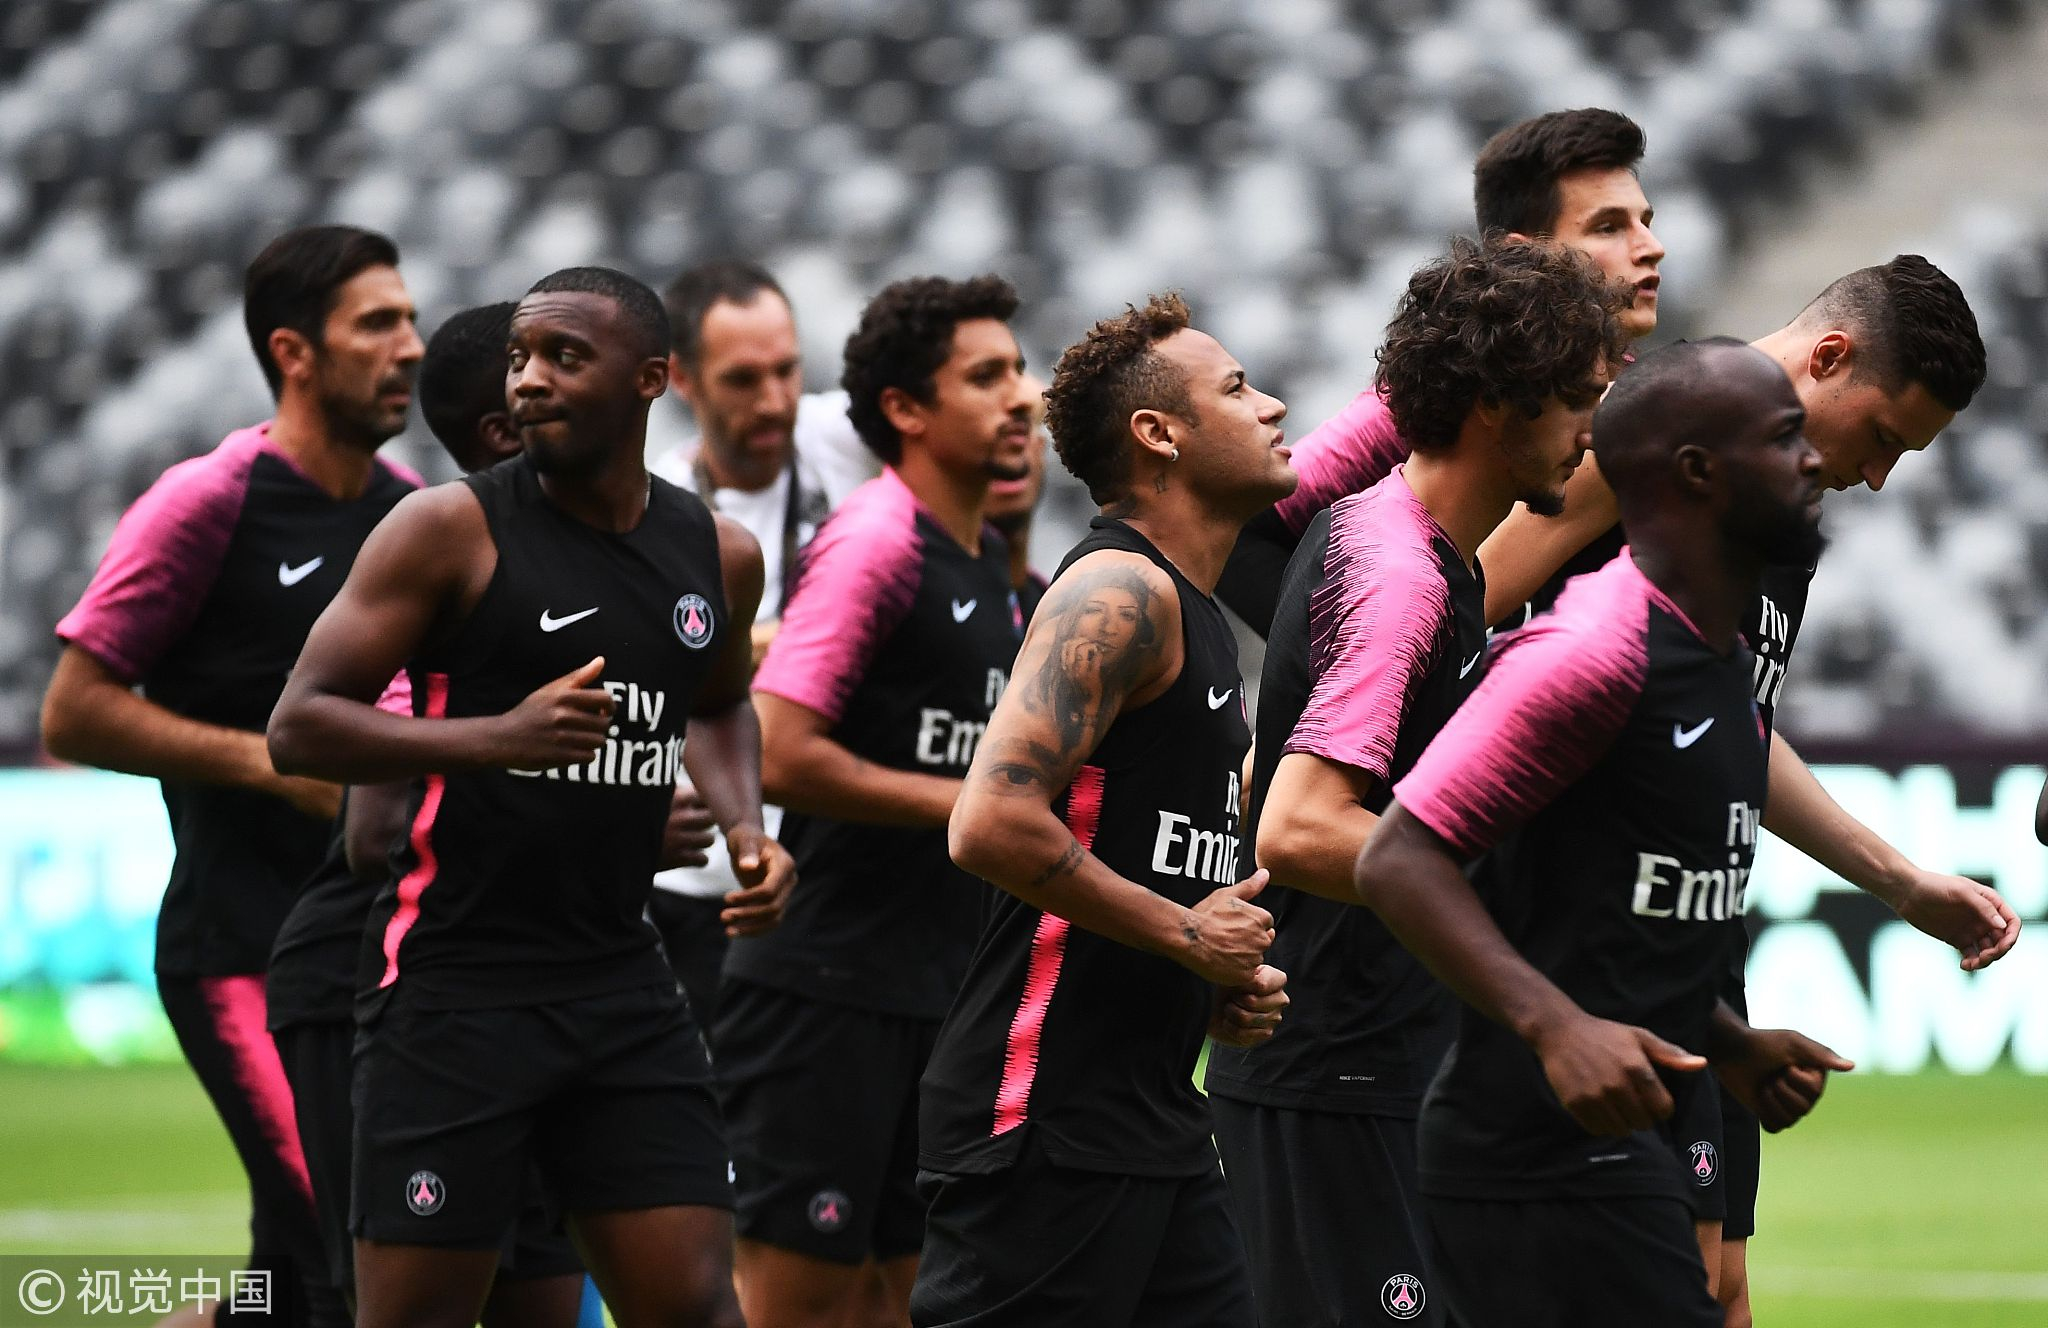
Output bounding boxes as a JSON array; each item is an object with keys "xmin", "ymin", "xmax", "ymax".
[
  {"xmin": 1043, "ymin": 293, "xmax": 1196, "ymax": 504},
  {"xmin": 1796, "ymin": 255, "xmax": 1986, "ymax": 412},
  {"xmin": 841, "ymin": 274, "xmax": 1020, "ymax": 463},
  {"xmin": 1473, "ymin": 108, "xmax": 1645, "ymax": 237},
  {"xmin": 1375, "ymin": 237, "xmax": 1627, "ymax": 453}
]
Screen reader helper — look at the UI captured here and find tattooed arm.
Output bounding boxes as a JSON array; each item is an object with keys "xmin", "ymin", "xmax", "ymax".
[{"xmin": 950, "ymin": 550, "xmax": 1277, "ymax": 986}]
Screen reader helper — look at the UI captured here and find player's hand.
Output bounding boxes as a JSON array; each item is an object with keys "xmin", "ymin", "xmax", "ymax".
[
  {"xmin": 721, "ymin": 826, "xmax": 795, "ymax": 937},
  {"xmin": 658, "ymin": 785, "xmax": 717, "ymax": 870},
  {"xmin": 1208, "ymin": 965, "xmax": 1289, "ymax": 1047},
  {"xmin": 1179, "ymin": 869, "xmax": 1276, "ymax": 986},
  {"xmin": 1530, "ymin": 1010, "xmax": 1707, "ymax": 1137},
  {"xmin": 1895, "ymin": 869, "xmax": 2021, "ymax": 971},
  {"xmin": 1714, "ymin": 1027, "xmax": 1854, "ymax": 1133},
  {"xmin": 491, "ymin": 657, "xmax": 612, "ymax": 769}
]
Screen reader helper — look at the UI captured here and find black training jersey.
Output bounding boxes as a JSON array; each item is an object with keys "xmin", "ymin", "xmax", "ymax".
[
  {"xmin": 1207, "ymin": 469, "xmax": 1484, "ymax": 1116},
  {"xmin": 920, "ymin": 517, "xmax": 1253, "ymax": 1178},
  {"xmin": 1394, "ymin": 552, "xmax": 1768, "ymax": 1207},
  {"xmin": 359, "ymin": 455, "xmax": 725, "ymax": 1012},
  {"xmin": 55, "ymin": 423, "xmax": 418, "ymax": 977},
  {"xmin": 730, "ymin": 469, "xmax": 1024, "ymax": 1019}
]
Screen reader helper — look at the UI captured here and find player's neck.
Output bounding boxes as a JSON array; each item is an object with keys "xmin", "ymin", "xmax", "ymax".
[
  {"xmin": 267, "ymin": 398, "xmax": 378, "ymax": 501},
  {"xmin": 1401, "ymin": 449, "xmax": 1510, "ymax": 568},
  {"xmin": 895, "ymin": 449, "xmax": 989, "ymax": 552},
  {"xmin": 1627, "ymin": 530, "xmax": 1761, "ymax": 654},
  {"xmin": 538, "ymin": 450, "xmax": 653, "ymax": 534},
  {"xmin": 1112, "ymin": 490, "xmax": 1239, "ymax": 595},
  {"xmin": 995, "ymin": 527, "xmax": 1033, "ymax": 591}
]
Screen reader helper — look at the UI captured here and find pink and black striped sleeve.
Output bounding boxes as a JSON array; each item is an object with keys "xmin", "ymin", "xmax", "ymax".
[
  {"xmin": 1271, "ymin": 390, "xmax": 1410, "ymax": 537},
  {"xmin": 55, "ymin": 433, "xmax": 263, "ymax": 682},
  {"xmin": 752, "ymin": 470, "xmax": 923, "ymax": 726},
  {"xmin": 1283, "ymin": 490, "xmax": 1451, "ymax": 783},
  {"xmin": 1394, "ymin": 580, "xmax": 1650, "ymax": 859}
]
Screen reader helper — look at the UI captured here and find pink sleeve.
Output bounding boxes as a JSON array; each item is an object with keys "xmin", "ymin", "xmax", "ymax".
[
  {"xmin": 1393, "ymin": 605, "xmax": 1646, "ymax": 859},
  {"xmin": 1283, "ymin": 505, "xmax": 1451, "ymax": 783},
  {"xmin": 55, "ymin": 441, "xmax": 259, "ymax": 682},
  {"xmin": 1272, "ymin": 390, "xmax": 1409, "ymax": 537},
  {"xmin": 375, "ymin": 672, "xmax": 413, "ymax": 717},
  {"xmin": 752, "ymin": 474, "xmax": 922, "ymax": 725}
]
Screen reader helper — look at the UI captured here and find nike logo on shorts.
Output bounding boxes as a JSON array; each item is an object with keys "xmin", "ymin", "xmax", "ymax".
[
  {"xmin": 1672, "ymin": 718, "xmax": 1715, "ymax": 748},
  {"xmin": 951, "ymin": 599, "xmax": 977, "ymax": 622},
  {"xmin": 1207, "ymin": 687, "xmax": 1233, "ymax": 710},
  {"xmin": 540, "ymin": 607, "xmax": 600, "ymax": 632},
  {"xmin": 278, "ymin": 557, "xmax": 325, "ymax": 586}
]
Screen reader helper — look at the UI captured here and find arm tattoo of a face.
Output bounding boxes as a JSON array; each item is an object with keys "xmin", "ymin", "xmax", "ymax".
[{"xmin": 1025, "ymin": 566, "xmax": 1164, "ymax": 758}]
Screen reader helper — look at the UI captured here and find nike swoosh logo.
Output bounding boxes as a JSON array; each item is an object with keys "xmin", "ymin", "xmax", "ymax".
[
  {"xmin": 1207, "ymin": 687, "xmax": 1233, "ymax": 710},
  {"xmin": 951, "ymin": 599, "xmax": 977, "ymax": 622},
  {"xmin": 540, "ymin": 607, "xmax": 600, "ymax": 632},
  {"xmin": 277, "ymin": 557, "xmax": 324, "ymax": 586},
  {"xmin": 1459, "ymin": 649, "xmax": 1484, "ymax": 678},
  {"xmin": 1672, "ymin": 718, "xmax": 1715, "ymax": 748}
]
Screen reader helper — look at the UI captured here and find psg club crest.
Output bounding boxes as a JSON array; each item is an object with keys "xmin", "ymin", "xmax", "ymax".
[
  {"xmin": 1690, "ymin": 1140, "xmax": 1719, "ymax": 1186},
  {"xmin": 405, "ymin": 1170, "xmax": 445, "ymax": 1216},
  {"xmin": 1381, "ymin": 1273, "xmax": 1426, "ymax": 1320},
  {"xmin": 673, "ymin": 593, "xmax": 715, "ymax": 649},
  {"xmin": 807, "ymin": 1188, "xmax": 850, "ymax": 1234}
]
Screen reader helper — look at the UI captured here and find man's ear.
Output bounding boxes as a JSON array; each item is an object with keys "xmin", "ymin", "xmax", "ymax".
[
  {"xmin": 477, "ymin": 412, "xmax": 520, "ymax": 463},
  {"xmin": 1674, "ymin": 442, "xmax": 1715, "ymax": 495},
  {"xmin": 1807, "ymin": 330, "xmax": 1852, "ymax": 383},
  {"xmin": 638, "ymin": 356, "xmax": 669, "ymax": 402},
  {"xmin": 878, "ymin": 385, "xmax": 927, "ymax": 444},
  {"xmin": 268, "ymin": 327, "xmax": 317, "ymax": 389},
  {"xmin": 1128, "ymin": 407, "xmax": 1177, "ymax": 465}
]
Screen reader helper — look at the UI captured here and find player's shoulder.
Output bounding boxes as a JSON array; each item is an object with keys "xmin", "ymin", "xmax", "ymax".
[
  {"xmin": 1326, "ymin": 475, "xmax": 1454, "ymax": 605},
  {"xmin": 813, "ymin": 468, "xmax": 920, "ymax": 547},
  {"xmin": 1039, "ymin": 547, "xmax": 1181, "ymax": 630},
  {"xmin": 1491, "ymin": 558, "xmax": 1655, "ymax": 694},
  {"xmin": 372, "ymin": 450, "xmax": 427, "ymax": 491},
  {"xmin": 127, "ymin": 423, "xmax": 272, "ymax": 520}
]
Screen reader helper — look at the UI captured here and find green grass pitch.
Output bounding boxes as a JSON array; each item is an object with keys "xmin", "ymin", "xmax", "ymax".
[{"xmin": 2, "ymin": 1064, "xmax": 2044, "ymax": 1324}]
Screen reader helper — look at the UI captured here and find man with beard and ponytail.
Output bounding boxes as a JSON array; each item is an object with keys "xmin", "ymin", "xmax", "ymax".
[
  {"xmin": 719, "ymin": 274, "xmax": 1038, "ymax": 1328},
  {"xmin": 913, "ymin": 293, "xmax": 1296, "ymax": 1328},
  {"xmin": 43, "ymin": 224, "xmax": 424, "ymax": 1328},
  {"xmin": 1355, "ymin": 340, "xmax": 1854, "ymax": 1328},
  {"xmin": 267, "ymin": 267, "xmax": 793, "ymax": 1328},
  {"xmin": 1205, "ymin": 238, "xmax": 1626, "ymax": 1328}
]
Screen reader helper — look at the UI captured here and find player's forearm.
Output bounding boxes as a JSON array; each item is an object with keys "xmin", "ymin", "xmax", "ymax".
[
  {"xmin": 1355, "ymin": 812, "xmax": 1580, "ymax": 1047},
  {"xmin": 267, "ymin": 689, "xmax": 511, "ymax": 784},
  {"xmin": 951, "ymin": 793, "xmax": 1190, "ymax": 959},
  {"xmin": 1256, "ymin": 795, "xmax": 1380, "ymax": 903},
  {"xmin": 683, "ymin": 702, "xmax": 765, "ymax": 835},
  {"xmin": 760, "ymin": 728, "xmax": 957, "ymax": 827},
  {"xmin": 44, "ymin": 663, "xmax": 272, "ymax": 791},
  {"xmin": 1704, "ymin": 999, "xmax": 1754, "ymax": 1064},
  {"xmin": 1763, "ymin": 730, "xmax": 1911, "ymax": 908}
]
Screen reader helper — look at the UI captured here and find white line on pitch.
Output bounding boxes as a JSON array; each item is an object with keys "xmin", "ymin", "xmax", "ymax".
[{"xmin": 1761, "ymin": 1266, "xmax": 2048, "ymax": 1302}]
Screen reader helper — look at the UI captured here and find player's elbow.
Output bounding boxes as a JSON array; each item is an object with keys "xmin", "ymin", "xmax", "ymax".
[
  {"xmin": 39, "ymin": 656, "xmax": 114, "ymax": 765},
  {"xmin": 1254, "ymin": 802, "xmax": 1318, "ymax": 888},
  {"xmin": 1351, "ymin": 834, "xmax": 1400, "ymax": 911},
  {"xmin": 264, "ymin": 692, "xmax": 318, "ymax": 777},
  {"xmin": 948, "ymin": 799, "xmax": 1004, "ymax": 883}
]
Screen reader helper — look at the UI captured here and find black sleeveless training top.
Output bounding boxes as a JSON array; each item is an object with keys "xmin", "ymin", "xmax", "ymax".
[
  {"xmin": 919, "ymin": 516, "xmax": 1253, "ymax": 1178},
  {"xmin": 359, "ymin": 455, "xmax": 726, "ymax": 1012}
]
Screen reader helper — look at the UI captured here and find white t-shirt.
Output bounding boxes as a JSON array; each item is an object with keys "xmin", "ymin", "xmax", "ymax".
[{"xmin": 647, "ymin": 390, "xmax": 879, "ymax": 898}]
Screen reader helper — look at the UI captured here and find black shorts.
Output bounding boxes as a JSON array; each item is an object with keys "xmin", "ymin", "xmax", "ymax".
[
  {"xmin": 1671, "ymin": 1073, "xmax": 1726, "ymax": 1226},
  {"xmin": 1210, "ymin": 1097, "xmax": 1441, "ymax": 1326},
  {"xmin": 273, "ymin": 1018, "xmax": 583, "ymax": 1284},
  {"xmin": 1425, "ymin": 1193, "xmax": 1720, "ymax": 1328},
  {"xmin": 352, "ymin": 983, "xmax": 731, "ymax": 1249},
  {"xmin": 647, "ymin": 890, "xmax": 731, "ymax": 1035},
  {"xmin": 1718, "ymin": 1080, "xmax": 1760, "ymax": 1241},
  {"xmin": 159, "ymin": 974, "xmax": 349, "ymax": 1328},
  {"xmin": 909, "ymin": 1144, "xmax": 1254, "ymax": 1327},
  {"xmin": 713, "ymin": 979, "xmax": 931, "ymax": 1263}
]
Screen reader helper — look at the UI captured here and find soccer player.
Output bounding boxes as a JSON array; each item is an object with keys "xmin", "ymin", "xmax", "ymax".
[
  {"xmin": 266, "ymin": 301, "xmax": 592, "ymax": 1328},
  {"xmin": 1354, "ymin": 339, "xmax": 1853, "ymax": 1328},
  {"xmin": 1471, "ymin": 256, "xmax": 2015, "ymax": 1324},
  {"xmin": 265, "ymin": 267, "xmax": 792, "ymax": 1328},
  {"xmin": 914, "ymin": 293, "xmax": 1296, "ymax": 1327},
  {"xmin": 646, "ymin": 261, "xmax": 879, "ymax": 1031},
  {"xmin": 1205, "ymin": 238, "xmax": 1626, "ymax": 1328},
  {"xmin": 719, "ymin": 275, "xmax": 1037, "ymax": 1328},
  {"xmin": 1217, "ymin": 106, "xmax": 1663, "ymax": 632},
  {"xmin": 42, "ymin": 224, "xmax": 424, "ymax": 1328}
]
